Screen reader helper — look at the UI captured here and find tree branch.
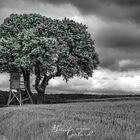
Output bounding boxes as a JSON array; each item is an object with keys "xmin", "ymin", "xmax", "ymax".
[
  {"xmin": 40, "ymin": 73, "xmax": 48, "ymax": 88},
  {"xmin": 35, "ymin": 65, "xmax": 41, "ymax": 91},
  {"xmin": 40, "ymin": 65, "xmax": 61, "ymax": 88},
  {"xmin": 50, "ymin": 66, "xmax": 61, "ymax": 78},
  {"xmin": 21, "ymin": 68, "xmax": 32, "ymax": 95}
]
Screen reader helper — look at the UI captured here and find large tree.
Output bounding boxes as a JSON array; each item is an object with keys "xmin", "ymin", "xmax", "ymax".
[{"xmin": 0, "ymin": 14, "xmax": 99, "ymax": 103}]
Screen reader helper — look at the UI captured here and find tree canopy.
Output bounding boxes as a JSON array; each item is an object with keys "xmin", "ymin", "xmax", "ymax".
[{"xmin": 0, "ymin": 13, "xmax": 99, "ymax": 103}]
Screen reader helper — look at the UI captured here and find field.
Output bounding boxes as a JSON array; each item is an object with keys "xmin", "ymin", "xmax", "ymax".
[{"xmin": 1, "ymin": 101, "xmax": 140, "ymax": 140}]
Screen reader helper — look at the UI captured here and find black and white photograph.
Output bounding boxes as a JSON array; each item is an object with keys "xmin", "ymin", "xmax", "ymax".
[{"xmin": 0, "ymin": 0, "xmax": 140, "ymax": 139}]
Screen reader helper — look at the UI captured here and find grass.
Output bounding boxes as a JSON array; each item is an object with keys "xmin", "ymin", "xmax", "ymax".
[{"xmin": 1, "ymin": 101, "xmax": 140, "ymax": 139}]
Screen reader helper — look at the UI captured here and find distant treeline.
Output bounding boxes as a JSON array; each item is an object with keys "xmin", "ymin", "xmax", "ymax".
[
  {"xmin": 0, "ymin": 90, "xmax": 140, "ymax": 106},
  {"xmin": 43, "ymin": 93, "xmax": 140, "ymax": 104}
]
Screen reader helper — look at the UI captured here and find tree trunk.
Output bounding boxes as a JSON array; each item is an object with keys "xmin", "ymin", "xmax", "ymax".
[
  {"xmin": 22, "ymin": 69, "xmax": 32, "ymax": 95},
  {"xmin": 35, "ymin": 82, "xmax": 49, "ymax": 104},
  {"xmin": 34, "ymin": 66, "xmax": 53, "ymax": 104},
  {"xmin": 35, "ymin": 71, "xmax": 49, "ymax": 104},
  {"xmin": 36, "ymin": 87, "xmax": 46, "ymax": 104}
]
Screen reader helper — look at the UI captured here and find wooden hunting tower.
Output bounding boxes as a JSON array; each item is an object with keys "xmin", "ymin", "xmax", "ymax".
[{"xmin": 7, "ymin": 72, "xmax": 33, "ymax": 106}]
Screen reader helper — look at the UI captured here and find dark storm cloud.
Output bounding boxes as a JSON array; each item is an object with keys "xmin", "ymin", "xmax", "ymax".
[
  {"xmin": 100, "ymin": 57, "xmax": 118, "ymax": 70},
  {"xmin": 97, "ymin": 28, "xmax": 140, "ymax": 51},
  {"xmin": 22, "ymin": 0, "xmax": 140, "ymax": 24},
  {"xmin": 94, "ymin": 21, "xmax": 140, "ymax": 66},
  {"xmin": 24, "ymin": 0, "xmax": 98, "ymax": 13},
  {"xmin": 102, "ymin": 0, "xmax": 140, "ymax": 6},
  {"xmin": 0, "ymin": 0, "xmax": 5, "ymax": 8}
]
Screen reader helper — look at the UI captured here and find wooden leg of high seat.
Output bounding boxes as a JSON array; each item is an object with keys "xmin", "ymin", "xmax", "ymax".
[
  {"xmin": 7, "ymin": 90, "xmax": 12, "ymax": 106},
  {"xmin": 19, "ymin": 90, "xmax": 22, "ymax": 106}
]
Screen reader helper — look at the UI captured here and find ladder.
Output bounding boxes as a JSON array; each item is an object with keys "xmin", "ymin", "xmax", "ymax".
[{"xmin": 7, "ymin": 73, "xmax": 33, "ymax": 106}]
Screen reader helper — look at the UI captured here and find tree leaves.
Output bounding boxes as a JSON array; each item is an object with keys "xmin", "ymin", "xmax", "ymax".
[{"xmin": 0, "ymin": 13, "xmax": 99, "ymax": 81}]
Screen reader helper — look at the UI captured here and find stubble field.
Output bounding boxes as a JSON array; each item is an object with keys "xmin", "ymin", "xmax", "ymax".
[{"xmin": 0, "ymin": 100, "xmax": 140, "ymax": 140}]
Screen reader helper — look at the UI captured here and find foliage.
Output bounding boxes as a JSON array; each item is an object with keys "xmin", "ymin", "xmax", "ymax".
[
  {"xmin": 0, "ymin": 13, "xmax": 99, "ymax": 81},
  {"xmin": 0, "ymin": 14, "xmax": 59, "ymax": 75}
]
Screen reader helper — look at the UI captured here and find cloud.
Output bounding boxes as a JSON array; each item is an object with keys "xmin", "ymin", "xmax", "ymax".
[
  {"xmin": 18, "ymin": 0, "xmax": 140, "ymax": 25},
  {"xmin": 2, "ymin": 0, "xmax": 140, "ymax": 24},
  {"xmin": 96, "ymin": 22, "xmax": 140, "ymax": 50},
  {"xmin": 48, "ymin": 77, "xmax": 93, "ymax": 91},
  {"xmin": 119, "ymin": 59, "xmax": 133, "ymax": 67},
  {"xmin": 0, "ymin": 73, "xmax": 9, "ymax": 91},
  {"xmin": 92, "ymin": 21, "xmax": 140, "ymax": 70},
  {"xmin": 88, "ymin": 68, "xmax": 140, "ymax": 93},
  {"xmin": 119, "ymin": 59, "xmax": 140, "ymax": 71},
  {"xmin": 47, "ymin": 68, "xmax": 140, "ymax": 93},
  {"xmin": 0, "ymin": 0, "xmax": 81, "ymax": 24}
]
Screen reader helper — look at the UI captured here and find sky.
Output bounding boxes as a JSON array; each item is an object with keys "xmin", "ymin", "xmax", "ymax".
[{"xmin": 0, "ymin": 0, "xmax": 140, "ymax": 94}]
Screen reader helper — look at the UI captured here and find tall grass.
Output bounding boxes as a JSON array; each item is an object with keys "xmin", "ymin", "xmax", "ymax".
[{"xmin": 0, "ymin": 101, "xmax": 140, "ymax": 139}]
